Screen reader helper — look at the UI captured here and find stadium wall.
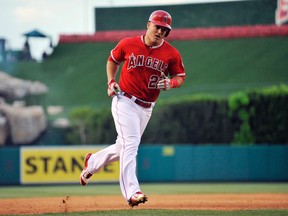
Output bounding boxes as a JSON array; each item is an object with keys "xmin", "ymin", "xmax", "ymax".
[
  {"xmin": 60, "ymin": 0, "xmax": 288, "ymax": 43},
  {"xmin": 95, "ymin": 0, "xmax": 277, "ymax": 31},
  {"xmin": 138, "ymin": 145, "xmax": 288, "ymax": 182},
  {"xmin": 59, "ymin": 24, "xmax": 288, "ymax": 43},
  {"xmin": 1, "ymin": 145, "xmax": 287, "ymax": 185}
]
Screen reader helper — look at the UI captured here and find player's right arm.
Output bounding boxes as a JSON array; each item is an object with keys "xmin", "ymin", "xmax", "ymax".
[
  {"xmin": 106, "ymin": 59, "xmax": 121, "ymax": 97},
  {"xmin": 106, "ymin": 38, "xmax": 128, "ymax": 97},
  {"xmin": 107, "ymin": 60, "xmax": 119, "ymax": 82},
  {"xmin": 107, "ymin": 38, "xmax": 125, "ymax": 82}
]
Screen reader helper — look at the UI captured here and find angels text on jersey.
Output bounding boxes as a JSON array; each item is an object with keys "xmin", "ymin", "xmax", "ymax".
[{"xmin": 127, "ymin": 53, "xmax": 168, "ymax": 73}]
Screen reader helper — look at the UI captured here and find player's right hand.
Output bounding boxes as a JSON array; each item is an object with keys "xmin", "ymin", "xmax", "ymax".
[{"xmin": 107, "ymin": 79, "xmax": 121, "ymax": 97}]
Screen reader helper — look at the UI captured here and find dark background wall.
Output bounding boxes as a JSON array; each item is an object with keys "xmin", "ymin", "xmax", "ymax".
[{"xmin": 95, "ymin": 0, "xmax": 277, "ymax": 31}]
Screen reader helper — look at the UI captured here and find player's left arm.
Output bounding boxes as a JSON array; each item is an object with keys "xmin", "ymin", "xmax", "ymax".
[
  {"xmin": 171, "ymin": 75, "xmax": 185, "ymax": 88},
  {"xmin": 157, "ymin": 51, "xmax": 186, "ymax": 91},
  {"xmin": 157, "ymin": 75, "xmax": 185, "ymax": 90}
]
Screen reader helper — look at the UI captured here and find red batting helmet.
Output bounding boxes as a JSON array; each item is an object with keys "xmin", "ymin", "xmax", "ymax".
[{"xmin": 148, "ymin": 10, "xmax": 172, "ymax": 37}]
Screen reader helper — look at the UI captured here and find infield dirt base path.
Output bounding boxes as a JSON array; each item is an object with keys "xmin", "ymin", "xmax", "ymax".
[{"xmin": 1, "ymin": 194, "xmax": 288, "ymax": 215}]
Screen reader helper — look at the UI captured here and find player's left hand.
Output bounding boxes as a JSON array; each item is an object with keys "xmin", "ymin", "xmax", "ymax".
[
  {"xmin": 157, "ymin": 78, "xmax": 171, "ymax": 90},
  {"xmin": 157, "ymin": 78, "xmax": 178, "ymax": 91}
]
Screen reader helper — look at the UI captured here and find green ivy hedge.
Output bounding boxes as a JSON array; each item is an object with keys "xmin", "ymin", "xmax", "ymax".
[
  {"xmin": 142, "ymin": 97, "xmax": 233, "ymax": 144},
  {"xmin": 66, "ymin": 85, "xmax": 288, "ymax": 145},
  {"xmin": 66, "ymin": 107, "xmax": 116, "ymax": 145},
  {"xmin": 247, "ymin": 85, "xmax": 288, "ymax": 144}
]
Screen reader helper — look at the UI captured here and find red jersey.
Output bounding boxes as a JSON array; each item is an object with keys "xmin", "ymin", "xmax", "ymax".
[{"xmin": 108, "ymin": 35, "xmax": 185, "ymax": 102}]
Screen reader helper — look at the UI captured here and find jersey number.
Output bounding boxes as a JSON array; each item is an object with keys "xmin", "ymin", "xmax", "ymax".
[{"xmin": 148, "ymin": 75, "xmax": 160, "ymax": 89}]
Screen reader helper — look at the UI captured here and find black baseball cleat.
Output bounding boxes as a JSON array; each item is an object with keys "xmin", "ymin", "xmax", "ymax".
[{"xmin": 128, "ymin": 191, "xmax": 148, "ymax": 207}]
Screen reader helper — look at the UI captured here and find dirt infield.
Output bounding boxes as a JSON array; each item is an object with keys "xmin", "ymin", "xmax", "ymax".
[{"xmin": 1, "ymin": 194, "xmax": 288, "ymax": 215}]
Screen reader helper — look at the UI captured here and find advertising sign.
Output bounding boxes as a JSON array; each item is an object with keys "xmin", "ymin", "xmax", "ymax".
[
  {"xmin": 276, "ymin": 0, "xmax": 288, "ymax": 25},
  {"xmin": 20, "ymin": 146, "xmax": 119, "ymax": 184}
]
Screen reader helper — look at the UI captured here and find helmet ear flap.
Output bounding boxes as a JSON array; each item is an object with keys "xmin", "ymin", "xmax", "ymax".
[
  {"xmin": 165, "ymin": 29, "xmax": 170, "ymax": 37},
  {"xmin": 147, "ymin": 21, "xmax": 151, "ymax": 29}
]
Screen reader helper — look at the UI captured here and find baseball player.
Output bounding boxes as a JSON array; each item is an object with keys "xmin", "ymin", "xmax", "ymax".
[{"xmin": 80, "ymin": 10, "xmax": 186, "ymax": 207}]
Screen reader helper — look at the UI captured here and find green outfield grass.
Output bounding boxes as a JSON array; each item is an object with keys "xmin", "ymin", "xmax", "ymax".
[
  {"xmin": 1, "ymin": 183, "xmax": 288, "ymax": 198},
  {"xmin": 1, "ymin": 183, "xmax": 288, "ymax": 216},
  {"xmin": 6, "ymin": 209, "xmax": 287, "ymax": 216}
]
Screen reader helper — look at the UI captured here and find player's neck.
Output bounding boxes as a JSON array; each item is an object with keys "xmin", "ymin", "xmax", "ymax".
[{"xmin": 143, "ymin": 35, "xmax": 162, "ymax": 47}]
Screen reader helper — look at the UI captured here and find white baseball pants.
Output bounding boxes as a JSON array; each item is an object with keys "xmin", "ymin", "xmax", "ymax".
[{"xmin": 87, "ymin": 94, "xmax": 153, "ymax": 201}]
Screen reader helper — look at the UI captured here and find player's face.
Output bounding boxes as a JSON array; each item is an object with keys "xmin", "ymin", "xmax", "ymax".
[{"xmin": 145, "ymin": 22, "xmax": 169, "ymax": 46}]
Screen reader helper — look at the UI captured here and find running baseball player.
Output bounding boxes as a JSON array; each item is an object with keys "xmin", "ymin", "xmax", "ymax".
[{"xmin": 80, "ymin": 10, "xmax": 186, "ymax": 207}]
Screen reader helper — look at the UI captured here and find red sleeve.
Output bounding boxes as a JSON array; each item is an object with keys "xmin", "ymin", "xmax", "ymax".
[
  {"xmin": 169, "ymin": 50, "xmax": 185, "ymax": 78},
  {"xmin": 108, "ymin": 39, "xmax": 126, "ymax": 64}
]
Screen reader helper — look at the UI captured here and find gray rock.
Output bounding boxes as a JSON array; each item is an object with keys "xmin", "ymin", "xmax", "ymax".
[
  {"xmin": 0, "ymin": 114, "xmax": 8, "ymax": 146},
  {"xmin": 0, "ymin": 71, "xmax": 48, "ymax": 99},
  {"xmin": 0, "ymin": 100, "xmax": 47, "ymax": 144}
]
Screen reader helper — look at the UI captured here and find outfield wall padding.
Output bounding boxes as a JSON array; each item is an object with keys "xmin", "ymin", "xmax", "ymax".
[
  {"xmin": 137, "ymin": 145, "xmax": 288, "ymax": 182},
  {"xmin": 0, "ymin": 145, "xmax": 287, "ymax": 185},
  {"xmin": 0, "ymin": 148, "xmax": 20, "ymax": 185}
]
